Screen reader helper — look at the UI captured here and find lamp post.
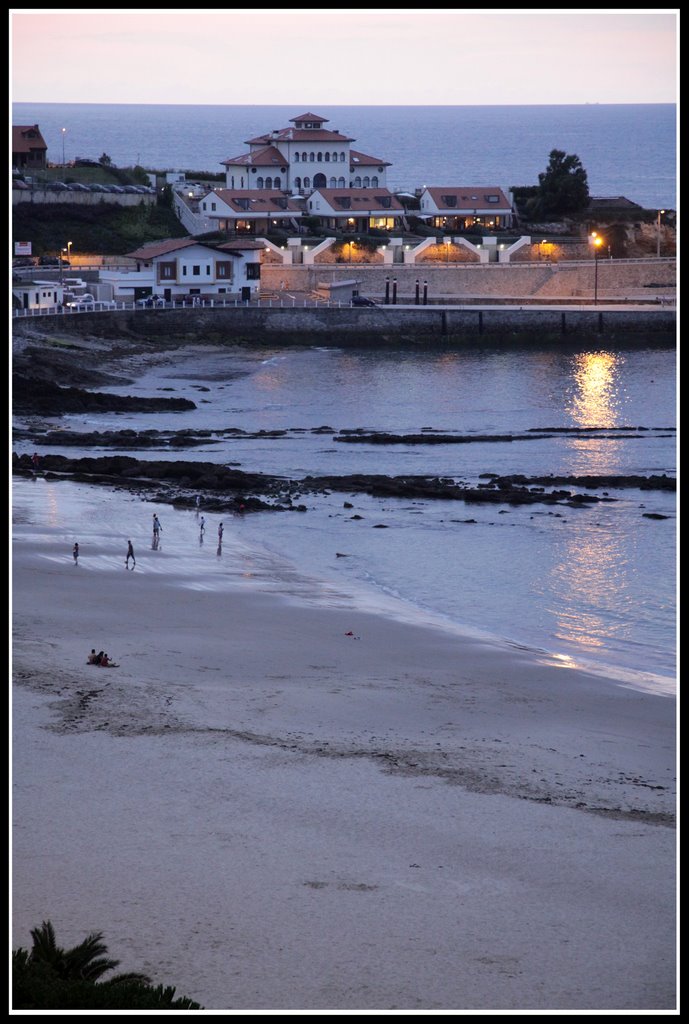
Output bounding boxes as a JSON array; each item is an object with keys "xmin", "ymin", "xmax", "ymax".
[
  {"xmin": 60, "ymin": 249, "xmax": 67, "ymax": 288},
  {"xmin": 591, "ymin": 233, "xmax": 603, "ymax": 304},
  {"xmin": 656, "ymin": 209, "xmax": 665, "ymax": 258},
  {"xmin": 61, "ymin": 128, "xmax": 66, "ymax": 168},
  {"xmin": 445, "ymin": 238, "xmax": 451, "ymax": 264},
  {"xmin": 67, "ymin": 241, "xmax": 72, "ymax": 265}
]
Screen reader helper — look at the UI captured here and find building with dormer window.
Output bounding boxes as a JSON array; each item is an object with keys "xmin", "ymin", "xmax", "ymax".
[{"xmin": 418, "ymin": 187, "xmax": 514, "ymax": 231}]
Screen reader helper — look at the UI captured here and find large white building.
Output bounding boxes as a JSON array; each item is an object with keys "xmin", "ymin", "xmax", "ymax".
[{"xmin": 221, "ymin": 111, "xmax": 390, "ymax": 196}]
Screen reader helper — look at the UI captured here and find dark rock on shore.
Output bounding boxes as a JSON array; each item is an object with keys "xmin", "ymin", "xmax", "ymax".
[
  {"xmin": 12, "ymin": 375, "xmax": 196, "ymax": 415},
  {"xmin": 12, "ymin": 453, "xmax": 655, "ymax": 512}
]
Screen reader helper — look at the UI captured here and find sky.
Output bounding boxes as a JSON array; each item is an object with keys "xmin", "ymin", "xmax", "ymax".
[{"xmin": 10, "ymin": 8, "xmax": 678, "ymax": 106}]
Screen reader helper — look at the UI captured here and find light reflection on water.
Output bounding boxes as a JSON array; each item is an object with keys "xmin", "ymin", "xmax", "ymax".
[
  {"xmin": 567, "ymin": 350, "xmax": 622, "ymax": 429},
  {"xmin": 12, "ymin": 344, "xmax": 676, "ymax": 689}
]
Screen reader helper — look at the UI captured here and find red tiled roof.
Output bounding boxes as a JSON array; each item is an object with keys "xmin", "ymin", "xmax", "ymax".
[
  {"xmin": 222, "ymin": 145, "xmax": 288, "ymax": 168},
  {"xmin": 211, "ymin": 190, "xmax": 303, "ymax": 214},
  {"xmin": 290, "ymin": 111, "xmax": 329, "ymax": 123},
  {"xmin": 125, "ymin": 238, "xmax": 213, "ymax": 259},
  {"xmin": 349, "ymin": 149, "xmax": 390, "ymax": 168},
  {"xmin": 245, "ymin": 128, "xmax": 354, "ymax": 145},
  {"xmin": 311, "ymin": 188, "xmax": 404, "ymax": 212},
  {"xmin": 423, "ymin": 187, "xmax": 512, "ymax": 211},
  {"xmin": 12, "ymin": 125, "xmax": 47, "ymax": 153}
]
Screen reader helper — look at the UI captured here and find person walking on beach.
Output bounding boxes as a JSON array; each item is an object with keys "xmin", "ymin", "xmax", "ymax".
[
  {"xmin": 152, "ymin": 514, "xmax": 162, "ymax": 537},
  {"xmin": 218, "ymin": 522, "xmax": 224, "ymax": 542},
  {"xmin": 126, "ymin": 539, "xmax": 136, "ymax": 569},
  {"xmin": 72, "ymin": 542, "xmax": 79, "ymax": 564}
]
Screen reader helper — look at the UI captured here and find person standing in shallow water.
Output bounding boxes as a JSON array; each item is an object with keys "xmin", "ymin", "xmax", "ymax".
[
  {"xmin": 152, "ymin": 514, "xmax": 162, "ymax": 538},
  {"xmin": 72, "ymin": 542, "xmax": 79, "ymax": 564},
  {"xmin": 126, "ymin": 539, "xmax": 136, "ymax": 569}
]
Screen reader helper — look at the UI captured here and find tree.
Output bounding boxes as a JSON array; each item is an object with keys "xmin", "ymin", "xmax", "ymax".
[
  {"xmin": 527, "ymin": 149, "xmax": 590, "ymax": 220},
  {"xmin": 12, "ymin": 920, "xmax": 202, "ymax": 1010},
  {"xmin": 99, "ymin": 152, "xmax": 113, "ymax": 167}
]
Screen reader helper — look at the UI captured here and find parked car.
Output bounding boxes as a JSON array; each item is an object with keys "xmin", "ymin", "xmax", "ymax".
[
  {"xmin": 136, "ymin": 295, "xmax": 165, "ymax": 308},
  {"xmin": 67, "ymin": 182, "xmax": 90, "ymax": 192},
  {"xmin": 351, "ymin": 295, "xmax": 377, "ymax": 306},
  {"xmin": 12, "ymin": 256, "xmax": 36, "ymax": 267},
  {"xmin": 39, "ymin": 256, "xmax": 70, "ymax": 267},
  {"xmin": 109, "ymin": 185, "xmax": 126, "ymax": 194},
  {"xmin": 47, "ymin": 181, "xmax": 70, "ymax": 191},
  {"xmin": 88, "ymin": 183, "xmax": 108, "ymax": 192},
  {"xmin": 66, "ymin": 294, "xmax": 95, "ymax": 309}
]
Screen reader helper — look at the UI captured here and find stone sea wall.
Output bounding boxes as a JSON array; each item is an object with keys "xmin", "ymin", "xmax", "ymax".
[{"xmin": 12, "ymin": 304, "xmax": 676, "ymax": 348}]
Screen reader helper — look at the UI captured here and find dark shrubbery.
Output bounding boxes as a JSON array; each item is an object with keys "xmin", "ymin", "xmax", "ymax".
[
  {"xmin": 12, "ymin": 921, "xmax": 203, "ymax": 1011},
  {"xmin": 12, "ymin": 201, "xmax": 186, "ymax": 256}
]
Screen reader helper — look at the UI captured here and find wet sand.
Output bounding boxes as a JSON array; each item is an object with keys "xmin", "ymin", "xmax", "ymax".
[{"xmin": 10, "ymin": 489, "xmax": 677, "ymax": 1011}]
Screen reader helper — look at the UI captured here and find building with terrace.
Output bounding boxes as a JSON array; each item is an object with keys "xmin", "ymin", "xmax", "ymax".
[{"xmin": 417, "ymin": 187, "xmax": 515, "ymax": 231}]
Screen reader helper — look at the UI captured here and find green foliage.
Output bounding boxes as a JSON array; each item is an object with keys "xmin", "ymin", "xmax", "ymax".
[
  {"xmin": 99, "ymin": 153, "xmax": 113, "ymax": 167},
  {"xmin": 12, "ymin": 920, "xmax": 203, "ymax": 1010},
  {"xmin": 12, "ymin": 201, "xmax": 186, "ymax": 256},
  {"xmin": 183, "ymin": 169, "xmax": 225, "ymax": 182},
  {"xmin": 526, "ymin": 149, "xmax": 590, "ymax": 219}
]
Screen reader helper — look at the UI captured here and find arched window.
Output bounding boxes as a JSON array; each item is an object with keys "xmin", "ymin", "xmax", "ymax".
[
  {"xmin": 313, "ymin": 173, "xmax": 326, "ymax": 188},
  {"xmin": 302, "ymin": 152, "xmax": 307, "ymax": 161},
  {"xmin": 294, "ymin": 176, "xmax": 302, "ymax": 189},
  {"xmin": 303, "ymin": 176, "xmax": 311, "ymax": 189},
  {"xmin": 333, "ymin": 152, "xmax": 338, "ymax": 162},
  {"xmin": 371, "ymin": 176, "xmax": 379, "ymax": 187},
  {"xmin": 338, "ymin": 176, "xmax": 345, "ymax": 188},
  {"xmin": 354, "ymin": 176, "xmax": 361, "ymax": 188},
  {"xmin": 231, "ymin": 176, "xmax": 235, "ymax": 187},
  {"xmin": 309, "ymin": 152, "xmax": 315, "ymax": 162},
  {"xmin": 325, "ymin": 152, "xmax": 330, "ymax": 162},
  {"xmin": 329, "ymin": 177, "xmax": 337, "ymax": 188},
  {"xmin": 340, "ymin": 153, "xmax": 346, "ymax": 162},
  {"xmin": 265, "ymin": 177, "xmax": 272, "ymax": 189},
  {"xmin": 363, "ymin": 176, "xmax": 370, "ymax": 188},
  {"xmin": 294, "ymin": 152, "xmax": 300, "ymax": 162},
  {"xmin": 317, "ymin": 152, "xmax": 322, "ymax": 161},
  {"xmin": 256, "ymin": 177, "xmax": 264, "ymax": 189},
  {"xmin": 273, "ymin": 177, "xmax": 280, "ymax": 190}
]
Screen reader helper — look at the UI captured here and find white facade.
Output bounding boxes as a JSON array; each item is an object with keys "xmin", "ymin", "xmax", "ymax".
[
  {"xmin": 99, "ymin": 240, "xmax": 263, "ymax": 301},
  {"xmin": 12, "ymin": 279, "xmax": 63, "ymax": 311},
  {"xmin": 222, "ymin": 111, "xmax": 390, "ymax": 196}
]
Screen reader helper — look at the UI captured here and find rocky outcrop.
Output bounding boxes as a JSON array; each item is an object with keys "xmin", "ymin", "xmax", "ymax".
[{"xmin": 12, "ymin": 452, "xmax": 675, "ymax": 514}]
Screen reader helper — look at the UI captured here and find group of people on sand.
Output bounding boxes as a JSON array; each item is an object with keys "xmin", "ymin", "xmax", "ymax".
[{"xmin": 87, "ymin": 649, "xmax": 119, "ymax": 668}]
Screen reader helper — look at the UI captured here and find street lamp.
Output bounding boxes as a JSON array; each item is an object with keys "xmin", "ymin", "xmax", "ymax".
[
  {"xmin": 445, "ymin": 238, "xmax": 451, "ymax": 264},
  {"xmin": 60, "ymin": 249, "xmax": 67, "ymax": 287},
  {"xmin": 656, "ymin": 209, "xmax": 665, "ymax": 258},
  {"xmin": 591, "ymin": 233, "xmax": 603, "ymax": 304},
  {"xmin": 67, "ymin": 241, "xmax": 72, "ymax": 265},
  {"xmin": 61, "ymin": 127, "xmax": 67, "ymax": 168}
]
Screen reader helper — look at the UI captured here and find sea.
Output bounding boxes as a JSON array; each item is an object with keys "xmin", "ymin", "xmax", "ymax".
[
  {"xmin": 12, "ymin": 104, "xmax": 677, "ymax": 695},
  {"xmin": 11, "ymin": 102, "xmax": 677, "ymax": 211},
  {"xmin": 12, "ymin": 342, "xmax": 677, "ymax": 696}
]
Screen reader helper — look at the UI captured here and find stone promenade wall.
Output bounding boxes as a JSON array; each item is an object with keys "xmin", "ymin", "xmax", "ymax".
[{"xmin": 260, "ymin": 261, "xmax": 676, "ymax": 303}]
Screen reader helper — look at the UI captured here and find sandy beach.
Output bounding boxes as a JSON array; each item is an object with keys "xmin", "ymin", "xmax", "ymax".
[{"xmin": 10, "ymin": 482, "xmax": 676, "ymax": 1013}]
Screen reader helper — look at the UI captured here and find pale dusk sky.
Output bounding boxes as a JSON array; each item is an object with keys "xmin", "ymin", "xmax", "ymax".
[{"xmin": 10, "ymin": 8, "xmax": 678, "ymax": 106}]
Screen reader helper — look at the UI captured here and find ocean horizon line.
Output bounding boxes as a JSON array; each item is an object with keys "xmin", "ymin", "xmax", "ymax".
[{"xmin": 13, "ymin": 100, "xmax": 677, "ymax": 109}]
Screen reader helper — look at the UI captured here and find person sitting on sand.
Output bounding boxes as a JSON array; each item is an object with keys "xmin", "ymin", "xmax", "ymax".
[
  {"xmin": 87, "ymin": 649, "xmax": 99, "ymax": 664},
  {"xmin": 99, "ymin": 653, "xmax": 119, "ymax": 668}
]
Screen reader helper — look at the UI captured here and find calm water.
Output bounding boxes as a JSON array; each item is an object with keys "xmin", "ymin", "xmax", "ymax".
[
  {"xmin": 12, "ymin": 102, "xmax": 677, "ymax": 210},
  {"xmin": 13, "ymin": 343, "xmax": 677, "ymax": 692}
]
